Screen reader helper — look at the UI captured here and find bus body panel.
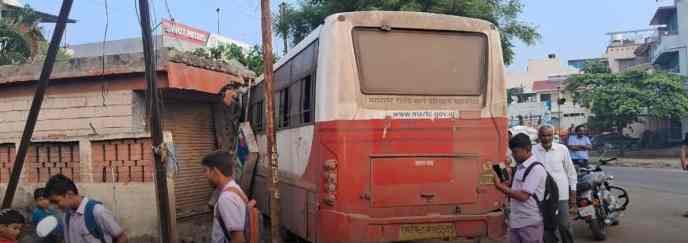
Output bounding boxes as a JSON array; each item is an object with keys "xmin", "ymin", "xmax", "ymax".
[{"xmin": 249, "ymin": 11, "xmax": 508, "ymax": 242}]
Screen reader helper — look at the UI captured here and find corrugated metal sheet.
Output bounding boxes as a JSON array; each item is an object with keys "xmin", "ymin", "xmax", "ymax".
[{"xmin": 164, "ymin": 101, "xmax": 218, "ymax": 218}]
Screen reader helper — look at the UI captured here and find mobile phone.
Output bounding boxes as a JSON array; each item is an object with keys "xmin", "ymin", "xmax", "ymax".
[{"xmin": 492, "ymin": 164, "xmax": 508, "ymax": 182}]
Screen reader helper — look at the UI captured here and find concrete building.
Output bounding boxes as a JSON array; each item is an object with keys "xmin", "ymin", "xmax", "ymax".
[
  {"xmin": 507, "ymin": 54, "xmax": 586, "ymax": 132},
  {"xmin": 69, "ymin": 19, "xmax": 252, "ymax": 58},
  {"xmin": 605, "ymin": 29, "xmax": 657, "ymax": 73},
  {"xmin": 0, "ymin": 50, "xmax": 254, "ymax": 242},
  {"xmin": 649, "ymin": 0, "xmax": 688, "ymax": 76},
  {"xmin": 507, "ymin": 75, "xmax": 590, "ymax": 133},
  {"xmin": 506, "ymin": 54, "xmax": 579, "ymax": 92}
]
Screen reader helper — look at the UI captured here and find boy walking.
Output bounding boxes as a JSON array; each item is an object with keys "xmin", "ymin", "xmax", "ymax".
[
  {"xmin": 202, "ymin": 151, "xmax": 247, "ymax": 243},
  {"xmin": 44, "ymin": 175, "xmax": 127, "ymax": 243},
  {"xmin": 32, "ymin": 188, "xmax": 63, "ymax": 243},
  {"xmin": 494, "ymin": 134, "xmax": 548, "ymax": 243}
]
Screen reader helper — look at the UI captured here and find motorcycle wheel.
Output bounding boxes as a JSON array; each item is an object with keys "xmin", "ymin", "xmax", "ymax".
[{"xmin": 590, "ymin": 209, "xmax": 608, "ymax": 241}]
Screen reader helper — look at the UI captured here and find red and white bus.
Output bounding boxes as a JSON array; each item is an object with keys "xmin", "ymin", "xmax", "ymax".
[{"xmin": 244, "ymin": 11, "xmax": 508, "ymax": 243}]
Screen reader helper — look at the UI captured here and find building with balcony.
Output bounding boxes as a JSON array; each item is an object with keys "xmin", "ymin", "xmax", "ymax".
[
  {"xmin": 605, "ymin": 29, "xmax": 657, "ymax": 73},
  {"xmin": 649, "ymin": 1, "xmax": 688, "ymax": 76}
]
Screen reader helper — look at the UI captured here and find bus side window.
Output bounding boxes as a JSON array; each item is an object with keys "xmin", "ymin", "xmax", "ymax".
[{"xmin": 302, "ymin": 76, "xmax": 313, "ymax": 124}]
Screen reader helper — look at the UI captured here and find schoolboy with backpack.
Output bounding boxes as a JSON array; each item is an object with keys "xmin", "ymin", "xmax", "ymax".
[
  {"xmin": 202, "ymin": 151, "xmax": 261, "ymax": 243},
  {"xmin": 44, "ymin": 175, "xmax": 127, "ymax": 243},
  {"xmin": 494, "ymin": 134, "xmax": 558, "ymax": 243}
]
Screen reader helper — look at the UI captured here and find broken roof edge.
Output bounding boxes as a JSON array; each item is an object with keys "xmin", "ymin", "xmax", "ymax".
[{"xmin": 0, "ymin": 48, "xmax": 256, "ymax": 86}]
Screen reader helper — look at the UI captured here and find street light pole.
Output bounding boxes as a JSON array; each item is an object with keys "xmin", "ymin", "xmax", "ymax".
[
  {"xmin": 260, "ymin": 0, "xmax": 282, "ymax": 242},
  {"xmin": 216, "ymin": 8, "xmax": 221, "ymax": 34}
]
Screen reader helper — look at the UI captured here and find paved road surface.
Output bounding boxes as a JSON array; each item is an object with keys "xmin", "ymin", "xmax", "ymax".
[{"xmin": 573, "ymin": 166, "xmax": 688, "ymax": 243}]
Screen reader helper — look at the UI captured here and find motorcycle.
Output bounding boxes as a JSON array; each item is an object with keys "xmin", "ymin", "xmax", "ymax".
[{"xmin": 575, "ymin": 158, "xmax": 630, "ymax": 241}]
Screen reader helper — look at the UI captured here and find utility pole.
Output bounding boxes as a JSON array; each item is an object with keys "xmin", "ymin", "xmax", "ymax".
[
  {"xmin": 216, "ymin": 8, "xmax": 221, "ymax": 34},
  {"xmin": 136, "ymin": 1, "xmax": 174, "ymax": 242},
  {"xmin": 260, "ymin": 0, "xmax": 282, "ymax": 242},
  {"xmin": 279, "ymin": 2, "xmax": 288, "ymax": 55},
  {"xmin": 2, "ymin": 0, "xmax": 73, "ymax": 209}
]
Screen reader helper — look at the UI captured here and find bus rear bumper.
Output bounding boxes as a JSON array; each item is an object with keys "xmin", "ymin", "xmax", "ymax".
[{"xmin": 320, "ymin": 210, "xmax": 506, "ymax": 242}]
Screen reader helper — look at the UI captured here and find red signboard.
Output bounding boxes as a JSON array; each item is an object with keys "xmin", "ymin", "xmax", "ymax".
[{"xmin": 161, "ymin": 19, "xmax": 210, "ymax": 45}]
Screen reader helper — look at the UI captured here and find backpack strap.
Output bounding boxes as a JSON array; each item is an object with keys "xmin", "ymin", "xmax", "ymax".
[
  {"xmin": 521, "ymin": 162, "xmax": 544, "ymax": 182},
  {"xmin": 224, "ymin": 187, "xmax": 249, "ymax": 204},
  {"xmin": 84, "ymin": 200, "xmax": 107, "ymax": 243},
  {"xmin": 215, "ymin": 187, "xmax": 250, "ymax": 242},
  {"xmin": 521, "ymin": 162, "xmax": 545, "ymax": 202}
]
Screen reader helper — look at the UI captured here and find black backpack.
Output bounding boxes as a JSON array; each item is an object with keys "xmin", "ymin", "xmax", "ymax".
[{"xmin": 522, "ymin": 162, "xmax": 559, "ymax": 231}]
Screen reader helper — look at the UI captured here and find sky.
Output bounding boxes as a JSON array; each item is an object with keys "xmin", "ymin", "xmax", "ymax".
[{"xmin": 25, "ymin": 0, "xmax": 669, "ymax": 71}]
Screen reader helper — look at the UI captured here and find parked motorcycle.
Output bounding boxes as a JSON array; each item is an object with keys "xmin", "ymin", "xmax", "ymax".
[{"xmin": 575, "ymin": 158, "xmax": 630, "ymax": 241}]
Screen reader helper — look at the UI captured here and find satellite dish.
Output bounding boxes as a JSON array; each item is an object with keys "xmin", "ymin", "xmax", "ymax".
[{"xmin": 36, "ymin": 215, "xmax": 58, "ymax": 238}]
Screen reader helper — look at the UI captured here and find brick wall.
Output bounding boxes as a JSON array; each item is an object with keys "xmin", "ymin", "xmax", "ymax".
[
  {"xmin": 92, "ymin": 138, "xmax": 154, "ymax": 183},
  {"xmin": 0, "ymin": 90, "xmax": 143, "ymax": 142},
  {"xmin": 26, "ymin": 142, "xmax": 80, "ymax": 183},
  {"xmin": 0, "ymin": 143, "xmax": 15, "ymax": 183}
]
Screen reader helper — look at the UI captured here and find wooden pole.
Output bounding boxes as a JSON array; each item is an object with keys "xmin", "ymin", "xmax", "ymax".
[
  {"xmin": 2, "ymin": 0, "xmax": 73, "ymax": 209},
  {"xmin": 136, "ymin": 1, "xmax": 174, "ymax": 242},
  {"xmin": 260, "ymin": 0, "xmax": 282, "ymax": 242}
]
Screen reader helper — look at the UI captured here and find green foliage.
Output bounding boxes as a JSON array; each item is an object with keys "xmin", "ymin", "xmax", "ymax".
[
  {"xmin": 0, "ymin": 5, "xmax": 41, "ymax": 65},
  {"xmin": 581, "ymin": 60, "xmax": 610, "ymax": 74},
  {"xmin": 192, "ymin": 43, "xmax": 275, "ymax": 76},
  {"xmin": 565, "ymin": 70, "xmax": 688, "ymax": 132},
  {"xmin": 0, "ymin": 23, "xmax": 32, "ymax": 65},
  {"xmin": 0, "ymin": 5, "xmax": 71, "ymax": 65},
  {"xmin": 273, "ymin": 0, "xmax": 540, "ymax": 65}
]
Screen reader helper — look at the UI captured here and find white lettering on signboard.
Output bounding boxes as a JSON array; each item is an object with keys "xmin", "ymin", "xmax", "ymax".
[
  {"xmin": 161, "ymin": 20, "xmax": 209, "ymax": 44},
  {"xmin": 391, "ymin": 111, "xmax": 459, "ymax": 119}
]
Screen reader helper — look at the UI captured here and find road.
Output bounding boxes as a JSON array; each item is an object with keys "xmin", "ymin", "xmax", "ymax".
[{"xmin": 573, "ymin": 166, "xmax": 688, "ymax": 243}]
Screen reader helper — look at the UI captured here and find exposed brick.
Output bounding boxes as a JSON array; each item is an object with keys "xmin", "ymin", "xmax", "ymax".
[
  {"xmin": 92, "ymin": 138, "xmax": 153, "ymax": 183},
  {"xmin": 48, "ymin": 146, "xmax": 60, "ymax": 162},
  {"xmin": 105, "ymin": 143, "xmax": 118, "ymax": 161},
  {"xmin": 92, "ymin": 144, "xmax": 104, "ymax": 162},
  {"xmin": 60, "ymin": 145, "xmax": 73, "ymax": 162},
  {"xmin": 72, "ymin": 145, "xmax": 80, "ymax": 162},
  {"xmin": 117, "ymin": 144, "xmax": 129, "ymax": 161},
  {"xmin": 38, "ymin": 146, "xmax": 48, "ymax": 163},
  {"xmin": 130, "ymin": 143, "xmax": 143, "ymax": 160}
]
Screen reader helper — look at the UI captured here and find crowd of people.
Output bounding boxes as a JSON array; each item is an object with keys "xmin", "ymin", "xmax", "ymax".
[
  {"xmin": 0, "ymin": 151, "xmax": 252, "ymax": 243},
  {"xmin": 498, "ymin": 124, "xmax": 592, "ymax": 243}
]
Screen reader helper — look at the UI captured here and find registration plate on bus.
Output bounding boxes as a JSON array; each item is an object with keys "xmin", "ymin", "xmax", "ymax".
[{"xmin": 399, "ymin": 223, "xmax": 456, "ymax": 241}]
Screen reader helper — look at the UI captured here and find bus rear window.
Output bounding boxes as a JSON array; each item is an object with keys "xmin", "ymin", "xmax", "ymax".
[{"xmin": 353, "ymin": 28, "xmax": 487, "ymax": 96}]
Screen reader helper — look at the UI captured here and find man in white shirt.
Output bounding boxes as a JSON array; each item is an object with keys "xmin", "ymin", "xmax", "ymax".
[{"xmin": 534, "ymin": 125, "xmax": 577, "ymax": 243}]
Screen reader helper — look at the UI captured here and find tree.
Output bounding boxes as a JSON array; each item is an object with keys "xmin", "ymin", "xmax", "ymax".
[
  {"xmin": 192, "ymin": 43, "xmax": 274, "ymax": 76},
  {"xmin": 0, "ymin": 5, "xmax": 71, "ymax": 65},
  {"xmin": 581, "ymin": 59, "xmax": 610, "ymax": 74},
  {"xmin": 0, "ymin": 5, "xmax": 42, "ymax": 65},
  {"xmin": 273, "ymin": 0, "xmax": 540, "ymax": 65},
  {"xmin": 565, "ymin": 70, "xmax": 688, "ymax": 133}
]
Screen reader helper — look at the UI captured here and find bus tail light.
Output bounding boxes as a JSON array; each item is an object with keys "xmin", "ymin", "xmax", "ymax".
[{"xmin": 323, "ymin": 159, "xmax": 338, "ymax": 206}]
